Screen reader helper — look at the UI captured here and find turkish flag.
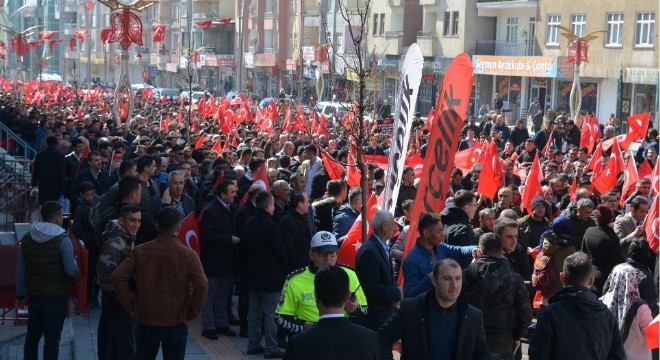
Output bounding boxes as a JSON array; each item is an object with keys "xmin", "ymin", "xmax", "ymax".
[
  {"xmin": 69, "ymin": 36, "xmax": 75, "ymax": 51},
  {"xmin": 646, "ymin": 315, "xmax": 660, "ymax": 349},
  {"xmin": 117, "ymin": 101, "xmax": 129, "ymax": 121},
  {"xmin": 521, "ymin": 152, "xmax": 543, "ymax": 215},
  {"xmin": 341, "ymin": 109, "xmax": 354, "ymax": 129},
  {"xmin": 320, "ymin": 147, "xmax": 345, "ymax": 180},
  {"xmin": 628, "ymin": 113, "xmax": 651, "ymax": 138},
  {"xmin": 638, "ymin": 160, "xmax": 653, "ymax": 179},
  {"xmin": 160, "ymin": 115, "xmax": 171, "ymax": 130},
  {"xmin": 178, "ymin": 213, "xmax": 201, "ymax": 256},
  {"xmin": 282, "ymin": 104, "xmax": 293, "ymax": 133},
  {"xmin": 337, "ymin": 194, "xmax": 378, "ymax": 267},
  {"xmin": 238, "ymin": 164, "xmax": 270, "ymax": 207},
  {"xmin": 422, "ymin": 107, "xmax": 435, "ymax": 132},
  {"xmin": 40, "ymin": 31, "xmax": 58, "ymax": 41},
  {"xmin": 346, "ymin": 150, "xmax": 361, "ymax": 188},
  {"xmin": 74, "ymin": 29, "xmax": 87, "ymax": 43},
  {"xmin": 195, "ymin": 133, "xmax": 207, "ymax": 149},
  {"xmin": 569, "ymin": 176, "xmax": 578, "ymax": 202},
  {"xmin": 152, "ymin": 25, "xmax": 166, "ymax": 42},
  {"xmin": 267, "ymin": 99, "xmax": 278, "ymax": 122},
  {"xmin": 579, "ymin": 114, "xmax": 592, "ymax": 152},
  {"xmin": 454, "ymin": 141, "xmax": 483, "ymax": 175},
  {"xmin": 590, "ymin": 116, "xmax": 602, "ymax": 145},
  {"xmin": 620, "ymin": 155, "xmax": 640, "ymax": 208},
  {"xmin": 100, "ymin": 28, "xmax": 113, "ymax": 45},
  {"xmin": 601, "ymin": 132, "xmax": 636, "ymax": 152},
  {"xmin": 141, "ymin": 88, "xmax": 153, "ymax": 100},
  {"xmin": 593, "ymin": 141, "xmax": 625, "ymax": 194},
  {"xmin": 195, "ymin": 20, "xmax": 213, "ymax": 28},
  {"xmin": 588, "ymin": 143, "xmax": 604, "ymax": 173},
  {"xmin": 645, "ymin": 194, "xmax": 660, "ymax": 253},
  {"xmin": 316, "ymin": 114, "xmax": 330, "ymax": 138},
  {"xmin": 160, "ymin": 95, "xmax": 168, "ymax": 105},
  {"xmin": 210, "ymin": 139, "xmax": 222, "ymax": 154},
  {"xmin": 652, "ymin": 159, "xmax": 660, "ymax": 195},
  {"xmin": 76, "ymin": 107, "xmax": 83, "ymax": 120},
  {"xmin": 234, "ymin": 102, "xmax": 252, "ymax": 124},
  {"xmin": 477, "ymin": 141, "xmax": 505, "ymax": 200},
  {"xmin": 216, "ymin": 17, "xmax": 232, "ymax": 24},
  {"xmin": 294, "ymin": 106, "xmax": 308, "ymax": 131}
]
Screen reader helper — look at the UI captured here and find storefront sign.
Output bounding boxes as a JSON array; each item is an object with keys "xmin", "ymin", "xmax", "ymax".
[
  {"xmin": 346, "ymin": 69, "xmax": 380, "ymax": 90},
  {"xmin": 254, "ymin": 53, "xmax": 277, "ymax": 67},
  {"xmin": 302, "ymin": 46, "xmax": 315, "ymax": 61},
  {"xmin": 472, "ymin": 55, "xmax": 557, "ymax": 77},
  {"xmin": 624, "ymin": 68, "xmax": 660, "ymax": 85},
  {"xmin": 165, "ymin": 63, "xmax": 177, "ymax": 73},
  {"xmin": 216, "ymin": 54, "xmax": 234, "ymax": 67},
  {"xmin": 557, "ymin": 56, "xmax": 574, "ymax": 79},
  {"xmin": 286, "ymin": 59, "xmax": 297, "ymax": 71},
  {"xmin": 377, "ymin": 58, "xmax": 400, "ymax": 70},
  {"xmin": 386, "ymin": 70, "xmax": 399, "ymax": 78}
]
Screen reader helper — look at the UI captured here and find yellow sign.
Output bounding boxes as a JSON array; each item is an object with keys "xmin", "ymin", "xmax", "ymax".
[{"xmin": 346, "ymin": 69, "xmax": 380, "ymax": 89}]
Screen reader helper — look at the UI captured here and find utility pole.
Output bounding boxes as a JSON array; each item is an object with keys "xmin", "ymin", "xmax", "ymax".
[
  {"xmin": 297, "ymin": 0, "xmax": 303, "ymax": 101},
  {"xmin": 85, "ymin": 2, "xmax": 93, "ymax": 85},
  {"xmin": 329, "ymin": 0, "xmax": 337, "ymax": 101},
  {"xmin": 236, "ymin": 0, "xmax": 245, "ymax": 93}
]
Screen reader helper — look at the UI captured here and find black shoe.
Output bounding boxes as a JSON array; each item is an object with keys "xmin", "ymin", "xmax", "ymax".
[
  {"xmin": 264, "ymin": 350, "xmax": 285, "ymax": 359},
  {"xmin": 216, "ymin": 326, "xmax": 237, "ymax": 337},
  {"xmin": 247, "ymin": 346, "xmax": 264, "ymax": 355},
  {"xmin": 201, "ymin": 329, "xmax": 218, "ymax": 340}
]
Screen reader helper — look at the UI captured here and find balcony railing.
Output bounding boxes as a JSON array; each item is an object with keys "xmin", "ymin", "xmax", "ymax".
[
  {"xmin": 417, "ymin": 32, "xmax": 436, "ymax": 57},
  {"xmin": 475, "ymin": 40, "xmax": 536, "ymax": 56},
  {"xmin": 385, "ymin": 31, "xmax": 403, "ymax": 37}
]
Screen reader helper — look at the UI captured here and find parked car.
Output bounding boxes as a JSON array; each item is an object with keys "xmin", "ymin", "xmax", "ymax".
[
  {"xmin": 180, "ymin": 91, "xmax": 208, "ymax": 104},
  {"xmin": 314, "ymin": 101, "xmax": 352, "ymax": 119},
  {"xmin": 153, "ymin": 88, "xmax": 180, "ymax": 100}
]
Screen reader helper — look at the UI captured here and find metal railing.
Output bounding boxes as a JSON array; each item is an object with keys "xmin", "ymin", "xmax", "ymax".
[
  {"xmin": 417, "ymin": 31, "xmax": 435, "ymax": 37},
  {"xmin": 0, "ymin": 121, "xmax": 36, "ymax": 160},
  {"xmin": 475, "ymin": 40, "xmax": 536, "ymax": 56},
  {"xmin": 385, "ymin": 31, "xmax": 403, "ymax": 37},
  {"xmin": 0, "ymin": 156, "xmax": 34, "ymax": 232}
]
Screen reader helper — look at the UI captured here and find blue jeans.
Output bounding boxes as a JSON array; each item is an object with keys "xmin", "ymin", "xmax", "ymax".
[
  {"xmin": 136, "ymin": 323, "xmax": 188, "ymax": 360},
  {"xmin": 24, "ymin": 295, "xmax": 68, "ymax": 360}
]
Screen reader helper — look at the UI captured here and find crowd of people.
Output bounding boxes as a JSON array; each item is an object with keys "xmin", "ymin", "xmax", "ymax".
[{"xmin": 6, "ymin": 83, "xmax": 660, "ymax": 360}]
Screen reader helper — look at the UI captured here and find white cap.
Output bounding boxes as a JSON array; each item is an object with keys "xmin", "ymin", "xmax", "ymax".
[{"xmin": 310, "ymin": 231, "xmax": 338, "ymax": 253}]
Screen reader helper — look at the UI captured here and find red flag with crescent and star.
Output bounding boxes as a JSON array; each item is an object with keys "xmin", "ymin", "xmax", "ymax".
[
  {"xmin": 152, "ymin": 25, "xmax": 166, "ymax": 42},
  {"xmin": 178, "ymin": 213, "xmax": 201, "ymax": 256},
  {"xmin": 645, "ymin": 193, "xmax": 660, "ymax": 253}
]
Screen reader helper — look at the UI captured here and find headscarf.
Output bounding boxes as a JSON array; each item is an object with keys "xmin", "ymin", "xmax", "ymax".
[{"xmin": 600, "ymin": 263, "xmax": 645, "ymax": 342}]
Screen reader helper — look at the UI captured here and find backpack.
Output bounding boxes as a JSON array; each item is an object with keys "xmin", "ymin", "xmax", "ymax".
[{"xmin": 532, "ymin": 254, "xmax": 559, "ymax": 294}]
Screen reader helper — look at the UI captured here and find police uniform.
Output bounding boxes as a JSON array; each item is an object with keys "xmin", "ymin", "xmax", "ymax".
[{"xmin": 275, "ymin": 263, "xmax": 367, "ymax": 336}]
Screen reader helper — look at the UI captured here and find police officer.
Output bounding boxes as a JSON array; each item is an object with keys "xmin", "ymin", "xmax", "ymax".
[{"xmin": 275, "ymin": 231, "xmax": 367, "ymax": 337}]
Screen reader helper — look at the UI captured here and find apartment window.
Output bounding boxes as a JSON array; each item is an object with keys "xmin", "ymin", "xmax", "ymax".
[
  {"xmin": 546, "ymin": 14, "xmax": 561, "ymax": 45},
  {"xmin": 335, "ymin": 32, "xmax": 343, "ymax": 52},
  {"xmin": 571, "ymin": 14, "xmax": 586, "ymax": 37},
  {"xmin": 171, "ymin": 6, "xmax": 179, "ymax": 20},
  {"xmin": 605, "ymin": 13, "xmax": 624, "ymax": 47},
  {"xmin": 80, "ymin": 14, "xmax": 85, "ymax": 24},
  {"xmin": 104, "ymin": 14, "xmax": 110, "ymax": 27},
  {"xmin": 379, "ymin": 14, "xmax": 385, "ymax": 36},
  {"xmin": 506, "ymin": 17, "xmax": 519, "ymax": 43},
  {"xmin": 373, "ymin": 14, "xmax": 378, "ymax": 35},
  {"xmin": 635, "ymin": 12, "xmax": 655, "ymax": 47},
  {"xmin": 91, "ymin": 14, "xmax": 97, "ymax": 27},
  {"xmin": 443, "ymin": 11, "xmax": 458, "ymax": 36}
]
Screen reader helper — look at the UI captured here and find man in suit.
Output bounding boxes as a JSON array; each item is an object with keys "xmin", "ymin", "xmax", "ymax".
[
  {"xmin": 199, "ymin": 178, "xmax": 240, "ymax": 339},
  {"xmin": 147, "ymin": 170, "xmax": 196, "ymax": 220},
  {"xmin": 355, "ymin": 210, "xmax": 401, "ymax": 331},
  {"xmin": 284, "ymin": 266, "xmax": 378, "ymax": 360},
  {"xmin": 64, "ymin": 137, "xmax": 85, "ymax": 200},
  {"xmin": 378, "ymin": 259, "xmax": 491, "ymax": 360},
  {"xmin": 244, "ymin": 192, "xmax": 288, "ymax": 358},
  {"xmin": 32, "ymin": 135, "xmax": 66, "ymax": 205},
  {"xmin": 613, "ymin": 195, "xmax": 650, "ymax": 257}
]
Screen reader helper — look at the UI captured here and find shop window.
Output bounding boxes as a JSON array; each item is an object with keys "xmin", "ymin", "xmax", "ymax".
[
  {"xmin": 605, "ymin": 13, "xmax": 624, "ymax": 47},
  {"xmin": 635, "ymin": 12, "xmax": 655, "ymax": 47},
  {"xmin": 571, "ymin": 14, "xmax": 586, "ymax": 37},
  {"xmin": 546, "ymin": 14, "xmax": 561, "ymax": 46}
]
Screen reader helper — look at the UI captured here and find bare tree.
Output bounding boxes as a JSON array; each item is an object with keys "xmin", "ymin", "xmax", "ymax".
[{"xmin": 320, "ymin": 0, "xmax": 379, "ymax": 242}]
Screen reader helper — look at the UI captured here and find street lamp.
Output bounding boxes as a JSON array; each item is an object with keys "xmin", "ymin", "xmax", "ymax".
[
  {"xmin": 551, "ymin": 25, "xmax": 605, "ymax": 121},
  {"xmin": 97, "ymin": 0, "xmax": 157, "ymax": 126}
]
